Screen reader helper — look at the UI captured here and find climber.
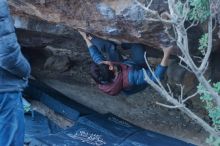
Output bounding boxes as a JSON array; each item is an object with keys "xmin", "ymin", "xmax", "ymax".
[
  {"xmin": 0, "ymin": 1, "xmax": 31, "ymax": 146},
  {"xmin": 79, "ymin": 31, "xmax": 172, "ymax": 96}
]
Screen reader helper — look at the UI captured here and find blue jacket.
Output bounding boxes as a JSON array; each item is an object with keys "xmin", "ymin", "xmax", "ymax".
[
  {"xmin": 0, "ymin": 0, "xmax": 31, "ymax": 92},
  {"xmin": 88, "ymin": 45, "xmax": 167, "ymax": 86}
]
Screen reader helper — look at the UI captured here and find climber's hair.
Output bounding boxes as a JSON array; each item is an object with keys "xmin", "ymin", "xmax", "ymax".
[{"xmin": 90, "ymin": 63, "xmax": 114, "ymax": 84}]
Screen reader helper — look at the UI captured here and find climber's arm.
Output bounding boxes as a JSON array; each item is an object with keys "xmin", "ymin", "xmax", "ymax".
[
  {"xmin": 128, "ymin": 46, "xmax": 172, "ymax": 86},
  {"xmin": 79, "ymin": 31, "xmax": 106, "ymax": 64},
  {"xmin": 143, "ymin": 46, "xmax": 172, "ymax": 83}
]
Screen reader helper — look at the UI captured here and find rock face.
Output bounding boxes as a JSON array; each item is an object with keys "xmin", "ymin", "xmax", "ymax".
[
  {"xmin": 9, "ymin": 0, "xmax": 220, "ymax": 51},
  {"xmin": 9, "ymin": 0, "xmax": 171, "ymax": 50},
  {"xmin": 9, "ymin": 0, "xmax": 220, "ymax": 50}
]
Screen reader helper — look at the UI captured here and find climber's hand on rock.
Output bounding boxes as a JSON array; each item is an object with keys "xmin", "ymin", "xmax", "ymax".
[
  {"xmin": 78, "ymin": 30, "xmax": 92, "ymax": 47},
  {"xmin": 162, "ymin": 45, "xmax": 173, "ymax": 57},
  {"xmin": 78, "ymin": 30, "xmax": 86, "ymax": 38},
  {"xmin": 79, "ymin": 30, "xmax": 92, "ymax": 40},
  {"xmin": 160, "ymin": 45, "xmax": 173, "ymax": 67}
]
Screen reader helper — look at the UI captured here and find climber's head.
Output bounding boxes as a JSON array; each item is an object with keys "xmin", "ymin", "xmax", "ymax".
[{"xmin": 90, "ymin": 63, "xmax": 115, "ymax": 84}]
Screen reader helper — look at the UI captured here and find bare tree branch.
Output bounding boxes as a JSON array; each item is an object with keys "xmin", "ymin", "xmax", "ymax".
[
  {"xmin": 164, "ymin": 26, "xmax": 176, "ymax": 42},
  {"xmin": 156, "ymin": 102, "xmax": 183, "ymax": 109},
  {"xmin": 178, "ymin": 56, "xmax": 193, "ymax": 72},
  {"xmin": 167, "ymin": 83, "xmax": 174, "ymax": 97},
  {"xmin": 186, "ymin": 21, "xmax": 199, "ymax": 31},
  {"xmin": 192, "ymin": 55, "xmax": 203, "ymax": 62},
  {"xmin": 212, "ymin": 16, "xmax": 217, "ymax": 31},
  {"xmin": 183, "ymin": 92, "xmax": 199, "ymax": 103},
  {"xmin": 135, "ymin": 0, "xmax": 173, "ymax": 24},
  {"xmin": 180, "ymin": 1, "xmax": 190, "ymax": 25},
  {"xmin": 176, "ymin": 84, "xmax": 184, "ymax": 103},
  {"xmin": 199, "ymin": 14, "xmax": 213, "ymax": 73},
  {"xmin": 144, "ymin": 52, "xmax": 165, "ymax": 90},
  {"xmin": 146, "ymin": 0, "xmax": 153, "ymax": 9},
  {"xmin": 135, "ymin": 0, "xmax": 155, "ymax": 13}
]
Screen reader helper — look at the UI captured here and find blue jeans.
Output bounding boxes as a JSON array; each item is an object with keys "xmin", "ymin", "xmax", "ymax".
[
  {"xmin": 121, "ymin": 43, "xmax": 146, "ymax": 67},
  {"xmin": 91, "ymin": 36, "xmax": 123, "ymax": 62},
  {"xmin": 91, "ymin": 37, "xmax": 146, "ymax": 67},
  {"xmin": 0, "ymin": 92, "xmax": 24, "ymax": 146}
]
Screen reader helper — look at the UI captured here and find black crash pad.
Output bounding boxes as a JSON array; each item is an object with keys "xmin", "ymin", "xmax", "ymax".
[
  {"xmin": 120, "ymin": 130, "xmax": 195, "ymax": 146},
  {"xmin": 28, "ymin": 113, "xmax": 195, "ymax": 146},
  {"xmin": 29, "ymin": 123, "xmax": 121, "ymax": 146},
  {"xmin": 78, "ymin": 113, "xmax": 141, "ymax": 140}
]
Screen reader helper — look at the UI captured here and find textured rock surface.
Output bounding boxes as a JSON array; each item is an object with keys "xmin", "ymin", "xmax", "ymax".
[
  {"xmin": 9, "ymin": 0, "xmax": 171, "ymax": 50},
  {"xmin": 9, "ymin": 0, "xmax": 220, "ymax": 50}
]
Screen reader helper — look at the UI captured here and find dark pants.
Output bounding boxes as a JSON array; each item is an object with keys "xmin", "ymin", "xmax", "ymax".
[
  {"xmin": 0, "ymin": 92, "xmax": 24, "ymax": 146},
  {"xmin": 121, "ymin": 43, "xmax": 146, "ymax": 67},
  {"xmin": 91, "ymin": 37, "xmax": 146, "ymax": 66}
]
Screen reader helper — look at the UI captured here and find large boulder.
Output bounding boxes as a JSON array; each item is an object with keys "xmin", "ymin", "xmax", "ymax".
[
  {"xmin": 9, "ymin": 0, "xmax": 171, "ymax": 50},
  {"xmin": 8, "ymin": 0, "xmax": 220, "ymax": 51}
]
